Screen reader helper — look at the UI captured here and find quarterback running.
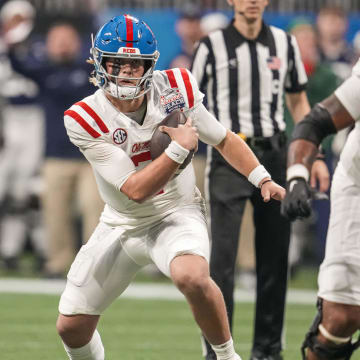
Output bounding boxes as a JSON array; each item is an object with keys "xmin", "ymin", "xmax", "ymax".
[
  {"xmin": 56, "ymin": 15, "xmax": 285, "ymax": 360},
  {"xmin": 282, "ymin": 58, "xmax": 360, "ymax": 359}
]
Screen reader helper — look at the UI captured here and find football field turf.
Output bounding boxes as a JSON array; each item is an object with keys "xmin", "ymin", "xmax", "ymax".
[{"xmin": 1, "ymin": 292, "xmax": 322, "ymax": 360}]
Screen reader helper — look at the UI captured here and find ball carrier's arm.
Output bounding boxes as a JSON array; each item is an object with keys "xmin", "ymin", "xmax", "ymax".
[{"xmin": 121, "ymin": 117, "xmax": 198, "ymax": 203}]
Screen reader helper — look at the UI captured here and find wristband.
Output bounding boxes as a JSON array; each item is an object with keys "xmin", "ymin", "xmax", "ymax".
[
  {"xmin": 259, "ymin": 179, "xmax": 272, "ymax": 189},
  {"xmin": 248, "ymin": 165, "xmax": 271, "ymax": 188},
  {"xmin": 286, "ymin": 164, "xmax": 309, "ymax": 182},
  {"xmin": 165, "ymin": 140, "xmax": 190, "ymax": 164}
]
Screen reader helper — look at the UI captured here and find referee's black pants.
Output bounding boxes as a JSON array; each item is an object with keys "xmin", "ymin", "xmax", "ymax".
[{"xmin": 205, "ymin": 135, "xmax": 290, "ymax": 358}]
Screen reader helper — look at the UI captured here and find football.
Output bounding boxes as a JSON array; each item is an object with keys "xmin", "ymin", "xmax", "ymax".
[{"xmin": 150, "ymin": 110, "xmax": 194, "ymax": 169}]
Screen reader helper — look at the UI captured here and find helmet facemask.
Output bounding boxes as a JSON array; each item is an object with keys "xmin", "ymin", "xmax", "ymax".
[{"xmin": 90, "ymin": 18, "xmax": 160, "ymax": 101}]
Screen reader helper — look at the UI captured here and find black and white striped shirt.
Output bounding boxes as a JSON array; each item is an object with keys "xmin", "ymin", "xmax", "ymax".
[{"xmin": 191, "ymin": 22, "xmax": 307, "ymax": 138}]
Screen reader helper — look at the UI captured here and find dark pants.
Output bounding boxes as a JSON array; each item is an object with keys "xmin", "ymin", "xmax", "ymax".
[{"xmin": 205, "ymin": 133, "xmax": 290, "ymax": 358}]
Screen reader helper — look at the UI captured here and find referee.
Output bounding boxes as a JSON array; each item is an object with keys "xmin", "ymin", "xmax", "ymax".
[{"xmin": 191, "ymin": 1, "xmax": 325, "ymax": 359}]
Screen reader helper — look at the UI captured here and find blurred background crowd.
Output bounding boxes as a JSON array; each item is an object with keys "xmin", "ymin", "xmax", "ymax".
[{"xmin": 0, "ymin": 0, "xmax": 359, "ymax": 284}]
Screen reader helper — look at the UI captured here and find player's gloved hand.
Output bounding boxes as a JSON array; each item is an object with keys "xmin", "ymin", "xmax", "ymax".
[{"xmin": 281, "ymin": 177, "xmax": 313, "ymax": 221}]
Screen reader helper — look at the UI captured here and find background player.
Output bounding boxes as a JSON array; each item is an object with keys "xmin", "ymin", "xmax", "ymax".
[
  {"xmin": 56, "ymin": 15, "xmax": 285, "ymax": 360},
  {"xmin": 282, "ymin": 59, "xmax": 360, "ymax": 359}
]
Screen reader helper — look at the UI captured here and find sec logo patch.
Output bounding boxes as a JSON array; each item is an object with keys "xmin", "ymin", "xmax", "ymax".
[{"xmin": 113, "ymin": 128, "xmax": 127, "ymax": 144}]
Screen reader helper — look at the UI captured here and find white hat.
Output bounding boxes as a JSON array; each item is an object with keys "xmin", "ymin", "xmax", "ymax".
[
  {"xmin": 353, "ymin": 30, "xmax": 360, "ymax": 53},
  {"xmin": 0, "ymin": 0, "xmax": 35, "ymax": 22},
  {"xmin": 200, "ymin": 12, "xmax": 229, "ymax": 35},
  {"xmin": 0, "ymin": 1, "xmax": 36, "ymax": 44}
]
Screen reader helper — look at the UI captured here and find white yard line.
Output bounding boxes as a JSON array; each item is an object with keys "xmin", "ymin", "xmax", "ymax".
[{"xmin": 0, "ymin": 278, "xmax": 317, "ymax": 304}]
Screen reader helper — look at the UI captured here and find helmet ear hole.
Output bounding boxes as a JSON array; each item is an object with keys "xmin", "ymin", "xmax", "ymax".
[
  {"xmin": 101, "ymin": 58, "xmax": 107, "ymax": 69},
  {"xmin": 144, "ymin": 60, "xmax": 153, "ymax": 73}
]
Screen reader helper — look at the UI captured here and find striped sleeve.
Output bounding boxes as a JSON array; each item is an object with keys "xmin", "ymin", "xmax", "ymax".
[
  {"xmin": 64, "ymin": 100, "xmax": 109, "ymax": 149},
  {"xmin": 191, "ymin": 40, "xmax": 210, "ymax": 94},
  {"xmin": 164, "ymin": 67, "xmax": 204, "ymax": 111},
  {"xmin": 285, "ymin": 34, "xmax": 308, "ymax": 93}
]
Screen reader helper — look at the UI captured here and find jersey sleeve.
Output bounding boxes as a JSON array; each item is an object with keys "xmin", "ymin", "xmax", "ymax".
[
  {"xmin": 64, "ymin": 101, "xmax": 136, "ymax": 190},
  {"xmin": 285, "ymin": 34, "xmax": 308, "ymax": 93},
  {"xmin": 334, "ymin": 59, "xmax": 360, "ymax": 121},
  {"xmin": 64, "ymin": 100, "xmax": 111, "ymax": 149},
  {"xmin": 163, "ymin": 67, "xmax": 205, "ymax": 112},
  {"xmin": 191, "ymin": 39, "xmax": 211, "ymax": 94},
  {"xmin": 82, "ymin": 142, "xmax": 136, "ymax": 191}
]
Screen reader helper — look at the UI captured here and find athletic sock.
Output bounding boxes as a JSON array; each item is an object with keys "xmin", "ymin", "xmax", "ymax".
[
  {"xmin": 211, "ymin": 338, "xmax": 242, "ymax": 360},
  {"xmin": 63, "ymin": 329, "xmax": 104, "ymax": 360}
]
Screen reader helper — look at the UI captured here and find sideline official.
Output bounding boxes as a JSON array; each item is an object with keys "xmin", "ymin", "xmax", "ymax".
[{"xmin": 191, "ymin": 0, "xmax": 327, "ymax": 359}]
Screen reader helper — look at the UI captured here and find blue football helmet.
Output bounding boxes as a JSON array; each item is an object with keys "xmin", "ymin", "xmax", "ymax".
[{"xmin": 91, "ymin": 14, "xmax": 160, "ymax": 100}]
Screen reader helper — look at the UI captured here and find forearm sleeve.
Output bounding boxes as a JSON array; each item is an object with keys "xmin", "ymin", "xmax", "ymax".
[
  {"xmin": 291, "ymin": 104, "xmax": 337, "ymax": 147},
  {"xmin": 81, "ymin": 142, "xmax": 136, "ymax": 191},
  {"xmin": 190, "ymin": 103, "xmax": 227, "ymax": 145}
]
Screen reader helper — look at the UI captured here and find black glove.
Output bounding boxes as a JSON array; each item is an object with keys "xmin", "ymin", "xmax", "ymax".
[{"xmin": 281, "ymin": 177, "xmax": 313, "ymax": 221}]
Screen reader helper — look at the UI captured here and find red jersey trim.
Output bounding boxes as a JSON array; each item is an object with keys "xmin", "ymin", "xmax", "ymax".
[
  {"xmin": 64, "ymin": 110, "xmax": 101, "ymax": 138},
  {"xmin": 75, "ymin": 101, "xmax": 109, "ymax": 133},
  {"xmin": 179, "ymin": 68, "xmax": 194, "ymax": 108},
  {"xmin": 165, "ymin": 69, "xmax": 178, "ymax": 88}
]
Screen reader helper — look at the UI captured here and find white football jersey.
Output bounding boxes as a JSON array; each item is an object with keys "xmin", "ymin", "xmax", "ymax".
[
  {"xmin": 334, "ymin": 58, "xmax": 360, "ymax": 185},
  {"xmin": 64, "ymin": 68, "xmax": 227, "ymax": 227}
]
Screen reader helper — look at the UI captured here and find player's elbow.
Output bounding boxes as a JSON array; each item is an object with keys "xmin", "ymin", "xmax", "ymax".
[
  {"xmin": 129, "ymin": 192, "xmax": 148, "ymax": 203},
  {"xmin": 123, "ymin": 188, "xmax": 148, "ymax": 203},
  {"xmin": 121, "ymin": 180, "xmax": 148, "ymax": 203}
]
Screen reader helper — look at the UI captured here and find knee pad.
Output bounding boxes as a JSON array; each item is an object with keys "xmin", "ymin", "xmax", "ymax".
[{"xmin": 301, "ymin": 299, "xmax": 360, "ymax": 360}]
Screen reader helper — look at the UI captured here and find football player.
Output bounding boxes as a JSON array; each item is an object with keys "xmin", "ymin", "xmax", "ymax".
[
  {"xmin": 281, "ymin": 59, "xmax": 360, "ymax": 359},
  {"xmin": 56, "ymin": 15, "xmax": 285, "ymax": 360}
]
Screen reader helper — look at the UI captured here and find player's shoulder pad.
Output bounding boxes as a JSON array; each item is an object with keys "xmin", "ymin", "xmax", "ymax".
[
  {"xmin": 156, "ymin": 67, "xmax": 204, "ymax": 111},
  {"xmin": 64, "ymin": 92, "xmax": 110, "ymax": 142}
]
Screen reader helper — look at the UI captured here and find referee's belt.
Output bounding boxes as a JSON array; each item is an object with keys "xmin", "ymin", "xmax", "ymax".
[{"xmin": 238, "ymin": 131, "xmax": 287, "ymax": 150}]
